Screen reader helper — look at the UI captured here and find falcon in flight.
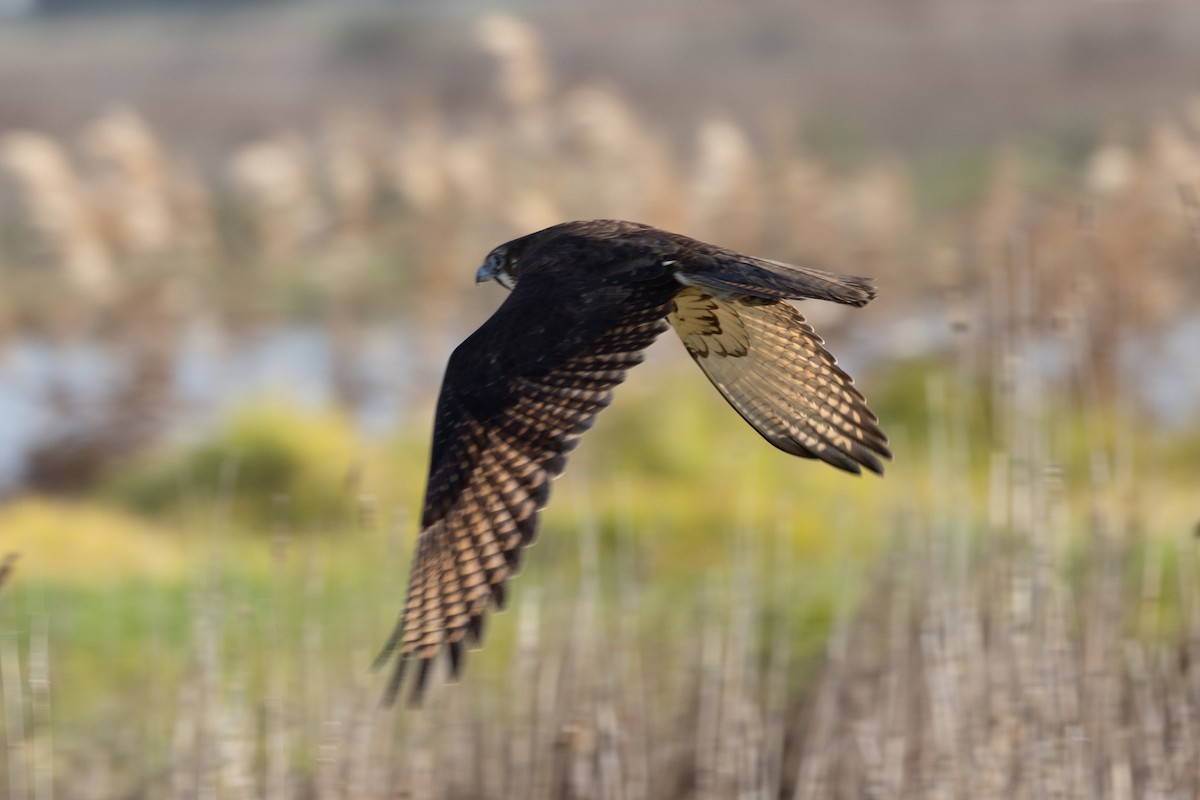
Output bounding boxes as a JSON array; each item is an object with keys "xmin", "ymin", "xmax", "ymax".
[{"xmin": 376, "ymin": 220, "xmax": 890, "ymax": 703}]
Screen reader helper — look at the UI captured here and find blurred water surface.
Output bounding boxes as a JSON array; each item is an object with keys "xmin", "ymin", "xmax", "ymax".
[{"xmin": 2, "ymin": 309, "xmax": 1197, "ymax": 490}]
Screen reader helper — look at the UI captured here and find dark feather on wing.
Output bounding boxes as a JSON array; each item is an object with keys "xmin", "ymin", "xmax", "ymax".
[
  {"xmin": 377, "ymin": 220, "xmax": 889, "ymax": 705},
  {"xmin": 375, "ymin": 264, "xmax": 677, "ymax": 705}
]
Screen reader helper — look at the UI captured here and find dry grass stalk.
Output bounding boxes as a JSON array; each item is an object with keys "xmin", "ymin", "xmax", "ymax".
[
  {"xmin": 0, "ymin": 15, "xmax": 1195, "ymax": 349},
  {"xmin": 82, "ymin": 108, "xmax": 176, "ymax": 260},
  {"xmin": 323, "ymin": 110, "xmax": 386, "ymax": 249},
  {"xmin": 687, "ymin": 116, "xmax": 764, "ymax": 251},
  {"xmin": 835, "ymin": 157, "xmax": 915, "ymax": 272},
  {"xmin": 476, "ymin": 13, "xmax": 552, "ymax": 149},
  {"xmin": 3, "ymin": 16, "xmax": 1197, "ymax": 436},
  {"xmin": 1085, "ymin": 140, "xmax": 1136, "ymax": 199},
  {"xmin": 560, "ymin": 84, "xmax": 680, "ymax": 227},
  {"xmin": 0, "ymin": 131, "xmax": 115, "ymax": 296},
  {"xmin": 228, "ymin": 133, "xmax": 324, "ymax": 263},
  {"xmin": 6, "ymin": 446, "xmax": 1200, "ymax": 800},
  {"xmin": 0, "ymin": 623, "xmax": 29, "ymax": 800},
  {"xmin": 0, "ymin": 16, "xmax": 1198, "ymax": 795},
  {"xmin": 168, "ymin": 164, "xmax": 221, "ymax": 263}
]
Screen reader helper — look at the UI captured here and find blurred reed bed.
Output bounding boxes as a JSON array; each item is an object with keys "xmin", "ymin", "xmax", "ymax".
[
  {"xmin": 0, "ymin": 14, "xmax": 1194, "ymax": 483},
  {"xmin": 0, "ymin": 15, "xmax": 1197, "ymax": 317},
  {"xmin": 1, "ymin": 13, "xmax": 1199, "ymax": 493},
  {"xmin": 1, "ymin": 11, "xmax": 1200, "ymax": 799},
  {"xmin": 2, "ymin": 354, "xmax": 1198, "ymax": 799},
  {"xmin": 2, "ymin": 215, "xmax": 1199, "ymax": 798}
]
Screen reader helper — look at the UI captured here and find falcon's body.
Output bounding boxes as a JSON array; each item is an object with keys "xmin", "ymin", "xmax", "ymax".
[{"xmin": 377, "ymin": 220, "xmax": 890, "ymax": 703}]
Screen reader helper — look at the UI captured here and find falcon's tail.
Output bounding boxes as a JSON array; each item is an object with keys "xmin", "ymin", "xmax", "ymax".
[{"xmin": 684, "ymin": 255, "xmax": 876, "ymax": 307}]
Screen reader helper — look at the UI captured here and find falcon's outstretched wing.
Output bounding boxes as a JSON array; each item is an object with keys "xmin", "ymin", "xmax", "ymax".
[
  {"xmin": 668, "ymin": 286, "xmax": 890, "ymax": 475},
  {"xmin": 374, "ymin": 269, "xmax": 676, "ymax": 705},
  {"xmin": 376, "ymin": 219, "xmax": 890, "ymax": 705}
]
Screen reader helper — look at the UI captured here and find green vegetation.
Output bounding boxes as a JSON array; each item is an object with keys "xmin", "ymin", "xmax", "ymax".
[
  {"xmin": 4, "ymin": 372, "xmax": 1198, "ymax": 796},
  {"xmin": 104, "ymin": 405, "xmax": 366, "ymax": 529},
  {"xmin": 3, "ymin": 361, "xmax": 1198, "ymax": 796},
  {"xmin": 2, "ymin": 7, "xmax": 1199, "ymax": 797}
]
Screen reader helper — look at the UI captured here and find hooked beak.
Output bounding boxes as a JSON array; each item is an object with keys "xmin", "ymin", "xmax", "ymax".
[{"xmin": 475, "ymin": 262, "xmax": 496, "ymax": 285}]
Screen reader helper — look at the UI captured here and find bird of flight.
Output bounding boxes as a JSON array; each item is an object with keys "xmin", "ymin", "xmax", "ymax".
[{"xmin": 375, "ymin": 219, "xmax": 890, "ymax": 704}]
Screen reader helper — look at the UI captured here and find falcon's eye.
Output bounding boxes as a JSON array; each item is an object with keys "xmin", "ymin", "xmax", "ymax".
[
  {"xmin": 495, "ymin": 258, "xmax": 517, "ymax": 290},
  {"xmin": 494, "ymin": 253, "xmax": 518, "ymax": 291},
  {"xmin": 476, "ymin": 249, "xmax": 517, "ymax": 289}
]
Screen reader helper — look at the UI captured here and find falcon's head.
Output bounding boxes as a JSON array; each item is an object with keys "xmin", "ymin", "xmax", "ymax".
[{"xmin": 476, "ymin": 245, "xmax": 518, "ymax": 291}]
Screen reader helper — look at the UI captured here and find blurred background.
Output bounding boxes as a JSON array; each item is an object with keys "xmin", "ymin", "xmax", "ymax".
[{"xmin": 1, "ymin": 1, "xmax": 1200, "ymax": 797}]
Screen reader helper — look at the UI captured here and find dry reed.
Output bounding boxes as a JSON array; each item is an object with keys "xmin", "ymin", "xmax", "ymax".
[{"xmin": 0, "ymin": 14, "xmax": 1199, "ymax": 798}]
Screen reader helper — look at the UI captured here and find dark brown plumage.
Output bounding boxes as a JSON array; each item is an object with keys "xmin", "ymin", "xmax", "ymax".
[{"xmin": 375, "ymin": 220, "xmax": 890, "ymax": 704}]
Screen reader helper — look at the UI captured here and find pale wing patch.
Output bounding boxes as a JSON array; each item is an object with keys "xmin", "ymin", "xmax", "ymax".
[
  {"xmin": 670, "ymin": 291, "xmax": 891, "ymax": 475},
  {"xmin": 668, "ymin": 286, "xmax": 750, "ymax": 358}
]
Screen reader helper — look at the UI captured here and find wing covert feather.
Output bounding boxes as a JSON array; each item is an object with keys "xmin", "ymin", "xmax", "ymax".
[
  {"xmin": 680, "ymin": 253, "xmax": 877, "ymax": 307},
  {"xmin": 668, "ymin": 287, "xmax": 890, "ymax": 475}
]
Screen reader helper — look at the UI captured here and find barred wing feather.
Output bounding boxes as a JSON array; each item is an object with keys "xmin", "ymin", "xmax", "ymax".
[{"xmin": 668, "ymin": 287, "xmax": 890, "ymax": 475}]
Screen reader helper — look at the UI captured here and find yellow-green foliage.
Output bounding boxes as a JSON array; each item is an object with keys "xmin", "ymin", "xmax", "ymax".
[
  {"xmin": 0, "ymin": 498, "xmax": 190, "ymax": 583},
  {"xmin": 519, "ymin": 369, "xmax": 895, "ymax": 591},
  {"xmin": 104, "ymin": 404, "xmax": 362, "ymax": 530}
]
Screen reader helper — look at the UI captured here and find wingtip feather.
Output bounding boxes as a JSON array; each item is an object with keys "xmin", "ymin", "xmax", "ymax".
[
  {"xmin": 407, "ymin": 659, "xmax": 433, "ymax": 708},
  {"xmin": 380, "ymin": 653, "xmax": 408, "ymax": 708},
  {"xmin": 447, "ymin": 640, "xmax": 465, "ymax": 681}
]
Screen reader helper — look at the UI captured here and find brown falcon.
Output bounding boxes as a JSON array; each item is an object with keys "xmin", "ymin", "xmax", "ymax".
[{"xmin": 375, "ymin": 219, "xmax": 890, "ymax": 703}]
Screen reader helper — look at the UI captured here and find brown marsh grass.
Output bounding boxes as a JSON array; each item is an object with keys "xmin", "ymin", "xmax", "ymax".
[
  {"xmin": 1, "ymin": 66, "xmax": 1198, "ymax": 436},
  {"xmin": 1, "ymin": 11, "xmax": 1199, "ymax": 799},
  {"xmin": 2, "ymin": 286, "xmax": 1198, "ymax": 798}
]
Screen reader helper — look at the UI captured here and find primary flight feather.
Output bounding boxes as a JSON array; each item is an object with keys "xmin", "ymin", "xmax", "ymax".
[{"xmin": 375, "ymin": 220, "xmax": 890, "ymax": 703}]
